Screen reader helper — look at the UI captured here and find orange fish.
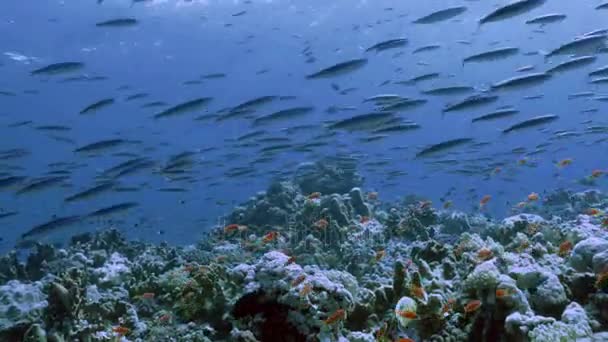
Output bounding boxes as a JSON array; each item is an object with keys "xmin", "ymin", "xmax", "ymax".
[
  {"xmin": 360, "ymin": 216, "xmax": 370, "ymax": 224},
  {"xmin": 477, "ymin": 248, "xmax": 493, "ymax": 261},
  {"xmin": 479, "ymin": 195, "xmax": 491, "ymax": 208},
  {"xmin": 442, "ymin": 298, "xmax": 456, "ymax": 314},
  {"xmin": 586, "ymin": 208, "xmax": 603, "ymax": 216},
  {"xmin": 299, "ymin": 283, "xmax": 313, "ymax": 297},
  {"xmin": 397, "ymin": 310, "xmax": 417, "ymax": 319},
  {"xmin": 314, "ymin": 218, "xmax": 329, "ymax": 230},
  {"xmin": 292, "ymin": 274, "xmax": 306, "ymax": 287},
  {"xmin": 224, "ymin": 223, "xmax": 239, "ymax": 234},
  {"xmin": 527, "ymin": 192, "xmax": 539, "ymax": 201},
  {"xmin": 558, "ymin": 241, "xmax": 573, "ymax": 257},
  {"xmin": 367, "ymin": 192, "xmax": 378, "ymax": 201},
  {"xmin": 518, "ymin": 158, "xmax": 528, "ymax": 165},
  {"xmin": 411, "ymin": 285, "xmax": 426, "ymax": 299},
  {"xmin": 307, "ymin": 192, "xmax": 321, "ymax": 200},
  {"xmin": 419, "ymin": 201, "xmax": 432, "ymax": 210},
  {"xmin": 591, "ymin": 169, "xmax": 605, "ymax": 178},
  {"xmin": 464, "ymin": 300, "xmax": 482, "ymax": 314},
  {"xmin": 324, "ymin": 309, "xmax": 346, "ymax": 325},
  {"xmin": 395, "ymin": 339, "xmax": 415, "ymax": 342},
  {"xmin": 158, "ymin": 314, "xmax": 171, "ymax": 323},
  {"xmin": 262, "ymin": 231, "xmax": 279, "ymax": 243},
  {"xmin": 375, "ymin": 250, "xmax": 386, "ymax": 262},
  {"xmin": 495, "ymin": 288, "xmax": 512, "ymax": 298},
  {"xmin": 112, "ymin": 326, "xmax": 130, "ymax": 336},
  {"xmin": 141, "ymin": 292, "xmax": 155, "ymax": 299},
  {"xmin": 556, "ymin": 158, "xmax": 573, "ymax": 168}
]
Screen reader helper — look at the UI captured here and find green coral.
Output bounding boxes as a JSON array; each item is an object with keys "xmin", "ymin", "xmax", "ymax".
[
  {"xmin": 529, "ymin": 321, "xmax": 577, "ymax": 342},
  {"xmin": 0, "ymin": 280, "xmax": 47, "ymax": 334},
  {"xmin": 159, "ymin": 264, "xmax": 227, "ymax": 328},
  {"xmin": 392, "ymin": 261, "xmax": 405, "ymax": 300}
]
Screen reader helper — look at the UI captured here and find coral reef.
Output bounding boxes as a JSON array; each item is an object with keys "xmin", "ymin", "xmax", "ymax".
[{"xmin": 0, "ymin": 181, "xmax": 607, "ymax": 341}]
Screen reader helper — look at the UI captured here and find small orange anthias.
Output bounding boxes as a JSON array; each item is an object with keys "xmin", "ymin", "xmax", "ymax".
[
  {"xmin": 556, "ymin": 158, "xmax": 573, "ymax": 168},
  {"xmin": 291, "ymin": 274, "xmax": 306, "ymax": 287},
  {"xmin": 224, "ymin": 223, "xmax": 239, "ymax": 234},
  {"xmin": 442, "ymin": 298, "xmax": 456, "ymax": 314},
  {"xmin": 527, "ymin": 192, "xmax": 539, "ymax": 201},
  {"xmin": 419, "ymin": 201, "xmax": 432, "ymax": 210},
  {"xmin": 141, "ymin": 292, "xmax": 155, "ymax": 299},
  {"xmin": 395, "ymin": 338, "xmax": 416, "ymax": 342},
  {"xmin": 158, "ymin": 313, "xmax": 171, "ymax": 323},
  {"xmin": 396, "ymin": 309, "xmax": 417, "ymax": 319},
  {"xmin": 558, "ymin": 240, "xmax": 573, "ymax": 257},
  {"xmin": 314, "ymin": 218, "xmax": 329, "ymax": 230},
  {"xmin": 479, "ymin": 195, "xmax": 491, "ymax": 208},
  {"xmin": 591, "ymin": 169, "xmax": 605, "ymax": 178},
  {"xmin": 464, "ymin": 299, "xmax": 482, "ymax": 314},
  {"xmin": 324, "ymin": 308, "xmax": 346, "ymax": 325},
  {"xmin": 495, "ymin": 288, "xmax": 512, "ymax": 298},
  {"xmin": 299, "ymin": 283, "xmax": 313, "ymax": 297},
  {"xmin": 586, "ymin": 208, "xmax": 602, "ymax": 216},
  {"xmin": 411, "ymin": 284, "xmax": 426, "ymax": 299},
  {"xmin": 112, "ymin": 326, "xmax": 130, "ymax": 336},
  {"xmin": 477, "ymin": 248, "xmax": 493, "ymax": 261},
  {"xmin": 262, "ymin": 231, "xmax": 279, "ymax": 243}
]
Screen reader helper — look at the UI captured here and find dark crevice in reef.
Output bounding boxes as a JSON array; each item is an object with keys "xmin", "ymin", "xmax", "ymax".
[
  {"xmin": 233, "ymin": 290, "xmax": 308, "ymax": 342},
  {"xmin": 469, "ymin": 307, "xmax": 507, "ymax": 342}
]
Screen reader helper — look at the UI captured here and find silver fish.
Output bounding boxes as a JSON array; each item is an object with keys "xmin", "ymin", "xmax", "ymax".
[{"xmin": 479, "ymin": 0, "xmax": 546, "ymax": 25}]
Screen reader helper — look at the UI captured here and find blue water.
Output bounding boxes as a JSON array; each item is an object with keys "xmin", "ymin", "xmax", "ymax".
[{"xmin": 0, "ymin": 0, "xmax": 607, "ymax": 252}]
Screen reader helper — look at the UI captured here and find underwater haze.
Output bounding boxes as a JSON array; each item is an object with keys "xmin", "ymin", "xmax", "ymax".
[
  {"xmin": 1, "ymin": 0, "xmax": 607, "ymax": 250},
  {"xmin": 2, "ymin": 0, "xmax": 608, "ymax": 341}
]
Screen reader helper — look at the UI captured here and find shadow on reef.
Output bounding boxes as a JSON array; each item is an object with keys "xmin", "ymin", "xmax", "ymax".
[{"xmin": 233, "ymin": 290, "xmax": 308, "ymax": 342}]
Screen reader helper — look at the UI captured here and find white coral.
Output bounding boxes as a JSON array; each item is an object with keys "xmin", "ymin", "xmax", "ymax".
[
  {"xmin": 570, "ymin": 238, "xmax": 608, "ymax": 272},
  {"xmin": 95, "ymin": 252, "xmax": 131, "ymax": 285},
  {"xmin": 0, "ymin": 280, "xmax": 47, "ymax": 331},
  {"xmin": 464, "ymin": 260, "xmax": 500, "ymax": 292}
]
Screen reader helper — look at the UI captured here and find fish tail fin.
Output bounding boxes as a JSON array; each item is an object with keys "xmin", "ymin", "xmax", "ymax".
[
  {"xmin": 476, "ymin": 84, "xmax": 491, "ymax": 93},
  {"xmin": 539, "ymin": 50, "xmax": 550, "ymax": 62},
  {"xmin": 474, "ymin": 21, "xmax": 482, "ymax": 35}
]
